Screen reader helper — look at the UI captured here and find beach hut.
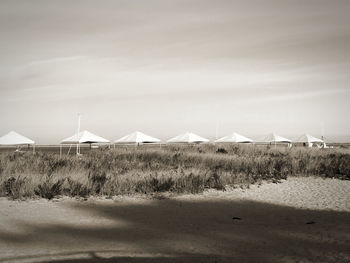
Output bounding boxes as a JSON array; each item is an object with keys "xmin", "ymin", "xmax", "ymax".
[
  {"xmin": 115, "ymin": 131, "xmax": 161, "ymax": 144},
  {"xmin": 61, "ymin": 130, "xmax": 110, "ymax": 154},
  {"xmin": 0, "ymin": 131, "xmax": 35, "ymax": 152},
  {"xmin": 167, "ymin": 132, "xmax": 209, "ymax": 144},
  {"xmin": 215, "ymin": 132, "xmax": 253, "ymax": 143},
  {"xmin": 296, "ymin": 134, "xmax": 324, "ymax": 148}
]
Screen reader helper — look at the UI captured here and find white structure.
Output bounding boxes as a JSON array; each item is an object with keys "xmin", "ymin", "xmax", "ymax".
[
  {"xmin": 262, "ymin": 133, "xmax": 292, "ymax": 144},
  {"xmin": 61, "ymin": 130, "xmax": 110, "ymax": 144},
  {"xmin": 215, "ymin": 132, "xmax": 253, "ymax": 143},
  {"xmin": 0, "ymin": 131, "xmax": 35, "ymax": 145},
  {"xmin": 0, "ymin": 131, "xmax": 35, "ymax": 152},
  {"xmin": 167, "ymin": 132, "xmax": 209, "ymax": 144},
  {"xmin": 115, "ymin": 131, "xmax": 161, "ymax": 144},
  {"xmin": 296, "ymin": 134, "xmax": 324, "ymax": 147},
  {"xmin": 61, "ymin": 130, "xmax": 110, "ymax": 155}
]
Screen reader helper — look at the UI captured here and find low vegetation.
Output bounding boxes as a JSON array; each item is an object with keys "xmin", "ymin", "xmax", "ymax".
[{"xmin": 0, "ymin": 144, "xmax": 349, "ymax": 199}]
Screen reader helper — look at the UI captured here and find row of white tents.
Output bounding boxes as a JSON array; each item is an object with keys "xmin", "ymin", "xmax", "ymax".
[{"xmin": 0, "ymin": 130, "xmax": 325, "ymax": 147}]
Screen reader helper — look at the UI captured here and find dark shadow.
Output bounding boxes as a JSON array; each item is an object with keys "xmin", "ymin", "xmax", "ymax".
[{"xmin": 0, "ymin": 198, "xmax": 349, "ymax": 262}]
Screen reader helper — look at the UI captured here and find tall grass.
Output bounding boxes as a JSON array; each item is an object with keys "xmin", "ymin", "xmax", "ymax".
[{"xmin": 0, "ymin": 144, "xmax": 349, "ymax": 199}]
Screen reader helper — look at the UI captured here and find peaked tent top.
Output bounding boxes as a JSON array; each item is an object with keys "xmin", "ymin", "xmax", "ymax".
[
  {"xmin": 215, "ymin": 132, "xmax": 253, "ymax": 143},
  {"xmin": 296, "ymin": 134, "xmax": 324, "ymax": 143},
  {"xmin": 0, "ymin": 131, "xmax": 35, "ymax": 145},
  {"xmin": 115, "ymin": 131, "xmax": 161, "ymax": 143},
  {"xmin": 167, "ymin": 132, "xmax": 209, "ymax": 143},
  {"xmin": 262, "ymin": 133, "xmax": 291, "ymax": 143},
  {"xmin": 61, "ymin": 130, "xmax": 110, "ymax": 144}
]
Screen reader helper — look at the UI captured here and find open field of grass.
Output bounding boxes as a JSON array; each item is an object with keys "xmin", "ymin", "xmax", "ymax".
[{"xmin": 0, "ymin": 144, "xmax": 349, "ymax": 199}]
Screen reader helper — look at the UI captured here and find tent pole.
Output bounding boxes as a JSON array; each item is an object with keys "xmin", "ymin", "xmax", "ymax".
[{"xmin": 67, "ymin": 144, "xmax": 72, "ymax": 155}]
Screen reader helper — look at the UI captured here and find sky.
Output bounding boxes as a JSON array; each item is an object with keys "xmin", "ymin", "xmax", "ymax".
[{"xmin": 0, "ymin": 0, "xmax": 350, "ymax": 143}]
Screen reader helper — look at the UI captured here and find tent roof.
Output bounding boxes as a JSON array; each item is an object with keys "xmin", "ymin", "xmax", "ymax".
[
  {"xmin": 0, "ymin": 131, "xmax": 35, "ymax": 145},
  {"xmin": 296, "ymin": 134, "xmax": 323, "ymax": 143},
  {"xmin": 115, "ymin": 131, "xmax": 160, "ymax": 143},
  {"xmin": 215, "ymin": 132, "xmax": 253, "ymax": 143},
  {"xmin": 167, "ymin": 132, "xmax": 209, "ymax": 143},
  {"xmin": 61, "ymin": 130, "xmax": 110, "ymax": 144},
  {"xmin": 262, "ymin": 133, "xmax": 291, "ymax": 143}
]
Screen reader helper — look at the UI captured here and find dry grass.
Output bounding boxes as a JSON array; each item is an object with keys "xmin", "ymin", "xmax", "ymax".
[{"xmin": 0, "ymin": 144, "xmax": 349, "ymax": 199}]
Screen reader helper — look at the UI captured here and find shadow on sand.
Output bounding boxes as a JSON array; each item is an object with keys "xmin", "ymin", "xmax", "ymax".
[{"xmin": 0, "ymin": 198, "xmax": 349, "ymax": 262}]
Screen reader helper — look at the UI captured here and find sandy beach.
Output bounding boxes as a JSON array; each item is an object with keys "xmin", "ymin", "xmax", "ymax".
[{"xmin": 0, "ymin": 176, "xmax": 349, "ymax": 263}]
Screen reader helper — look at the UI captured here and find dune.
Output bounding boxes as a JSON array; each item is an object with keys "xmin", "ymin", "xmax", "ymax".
[{"xmin": 0, "ymin": 176, "xmax": 349, "ymax": 262}]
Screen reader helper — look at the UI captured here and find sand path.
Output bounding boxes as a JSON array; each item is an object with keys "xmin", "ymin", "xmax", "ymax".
[{"xmin": 0, "ymin": 176, "xmax": 349, "ymax": 263}]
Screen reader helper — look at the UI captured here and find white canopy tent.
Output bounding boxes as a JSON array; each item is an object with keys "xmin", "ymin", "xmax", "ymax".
[
  {"xmin": 0, "ymin": 131, "xmax": 35, "ymax": 145},
  {"xmin": 61, "ymin": 130, "xmax": 110, "ymax": 144},
  {"xmin": 295, "ymin": 133, "xmax": 324, "ymax": 147},
  {"xmin": 215, "ymin": 132, "xmax": 253, "ymax": 143},
  {"xmin": 262, "ymin": 133, "xmax": 292, "ymax": 146},
  {"xmin": 167, "ymin": 132, "xmax": 209, "ymax": 144},
  {"xmin": 0, "ymin": 131, "xmax": 35, "ymax": 152},
  {"xmin": 115, "ymin": 131, "xmax": 161, "ymax": 144},
  {"xmin": 61, "ymin": 130, "xmax": 110, "ymax": 155}
]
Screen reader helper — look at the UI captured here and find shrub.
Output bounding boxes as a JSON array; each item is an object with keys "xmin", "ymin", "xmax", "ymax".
[
  {"xmin": 0, "ymin": 145, "xmax": 349, "ymax": 199},
  {"xmin": 206, "ymin": 173, "xmax": 225, "ymax": 190},
  {"xmin": 34, "ymin": 179, "xmax": 64, "ymax": 199},
  {"xmin": 88, "ymin": 171, "xmax": 107, "ymax": 195},
  {"xmin": 216, "ymin": 148, "xmax": 228, "ymax": 154},
  {"xmin": 64, "ymin": 178, "xmax": 89, "ymax": 197},
  {"xmin": 3, "ymin": 177, "xmax": 27, "ymax": 199}
]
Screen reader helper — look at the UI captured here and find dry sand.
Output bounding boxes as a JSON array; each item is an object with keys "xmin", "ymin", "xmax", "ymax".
[{"xmin": 0, "ymin": 176, "xmax": 349, "ymax": 263}]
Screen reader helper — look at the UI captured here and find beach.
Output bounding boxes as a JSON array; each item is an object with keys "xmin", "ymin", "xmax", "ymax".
[{"xmin": 0, "ymin": 176, "xmax": 349, "ymax": 262}]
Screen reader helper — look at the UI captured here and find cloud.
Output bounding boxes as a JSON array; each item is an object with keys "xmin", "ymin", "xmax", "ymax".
[{"xmin": 0, "ymin": 0, "xmax": 350, "ymax": 141}]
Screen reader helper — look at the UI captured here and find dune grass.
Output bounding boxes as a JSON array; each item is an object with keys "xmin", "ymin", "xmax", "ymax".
[{"xmin": 0, "ymin": 144, "xmax": 349, "ymax": 199}]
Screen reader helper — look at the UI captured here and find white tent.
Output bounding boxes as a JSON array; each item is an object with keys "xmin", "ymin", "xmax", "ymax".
[
  {"xmin": 262, "ymin": 133, "xmax": 291, "ymax": 143},
  {"xmin": 167, "ymin": 132, "xmax": 209, "ymax": 143},
  {"xmin": 215, "ymin": 132, "xmax": 253, "ymax": 143},
  {"xmin": 296, "ymin": 134, "xmax": 323, "ymax": 143},
  {"xmin": 61, "ymin": 130, "xmax": 110, "ymax": 144},
  {"xmin": 0, "ymin": 131, "xmax": 35, "ymax": 145},
  {"xmin": 295, "ymin": 134, "xmax": 324, "ymax": 147},
  {"xmin": 115, "ymin": 131, "xmax": 160, "ymax": 144}
]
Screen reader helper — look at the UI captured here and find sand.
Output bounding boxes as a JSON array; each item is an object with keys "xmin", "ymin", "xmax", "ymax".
[
  {"xmin": 0, "ymin": 176, "xmax": 349, "ymax": 263},
  {"xmin": 180, "ymin": 176, "xmax": 350, "ymax": 212}
]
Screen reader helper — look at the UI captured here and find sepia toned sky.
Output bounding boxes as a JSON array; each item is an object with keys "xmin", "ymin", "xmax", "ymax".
[{"xmin": 0, "ymin": 0, "xmax": 350, "ymax": 143}]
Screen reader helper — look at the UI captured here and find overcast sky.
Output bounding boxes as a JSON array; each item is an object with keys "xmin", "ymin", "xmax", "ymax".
[{"xmin": 0, "ymin": 0, "xmax": 349, "ymax": 143}]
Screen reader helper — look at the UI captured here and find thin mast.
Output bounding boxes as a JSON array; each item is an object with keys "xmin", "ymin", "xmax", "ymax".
[{"xmin": 77, "ymin": 113, "xmax": 81, "ymax": 154}]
